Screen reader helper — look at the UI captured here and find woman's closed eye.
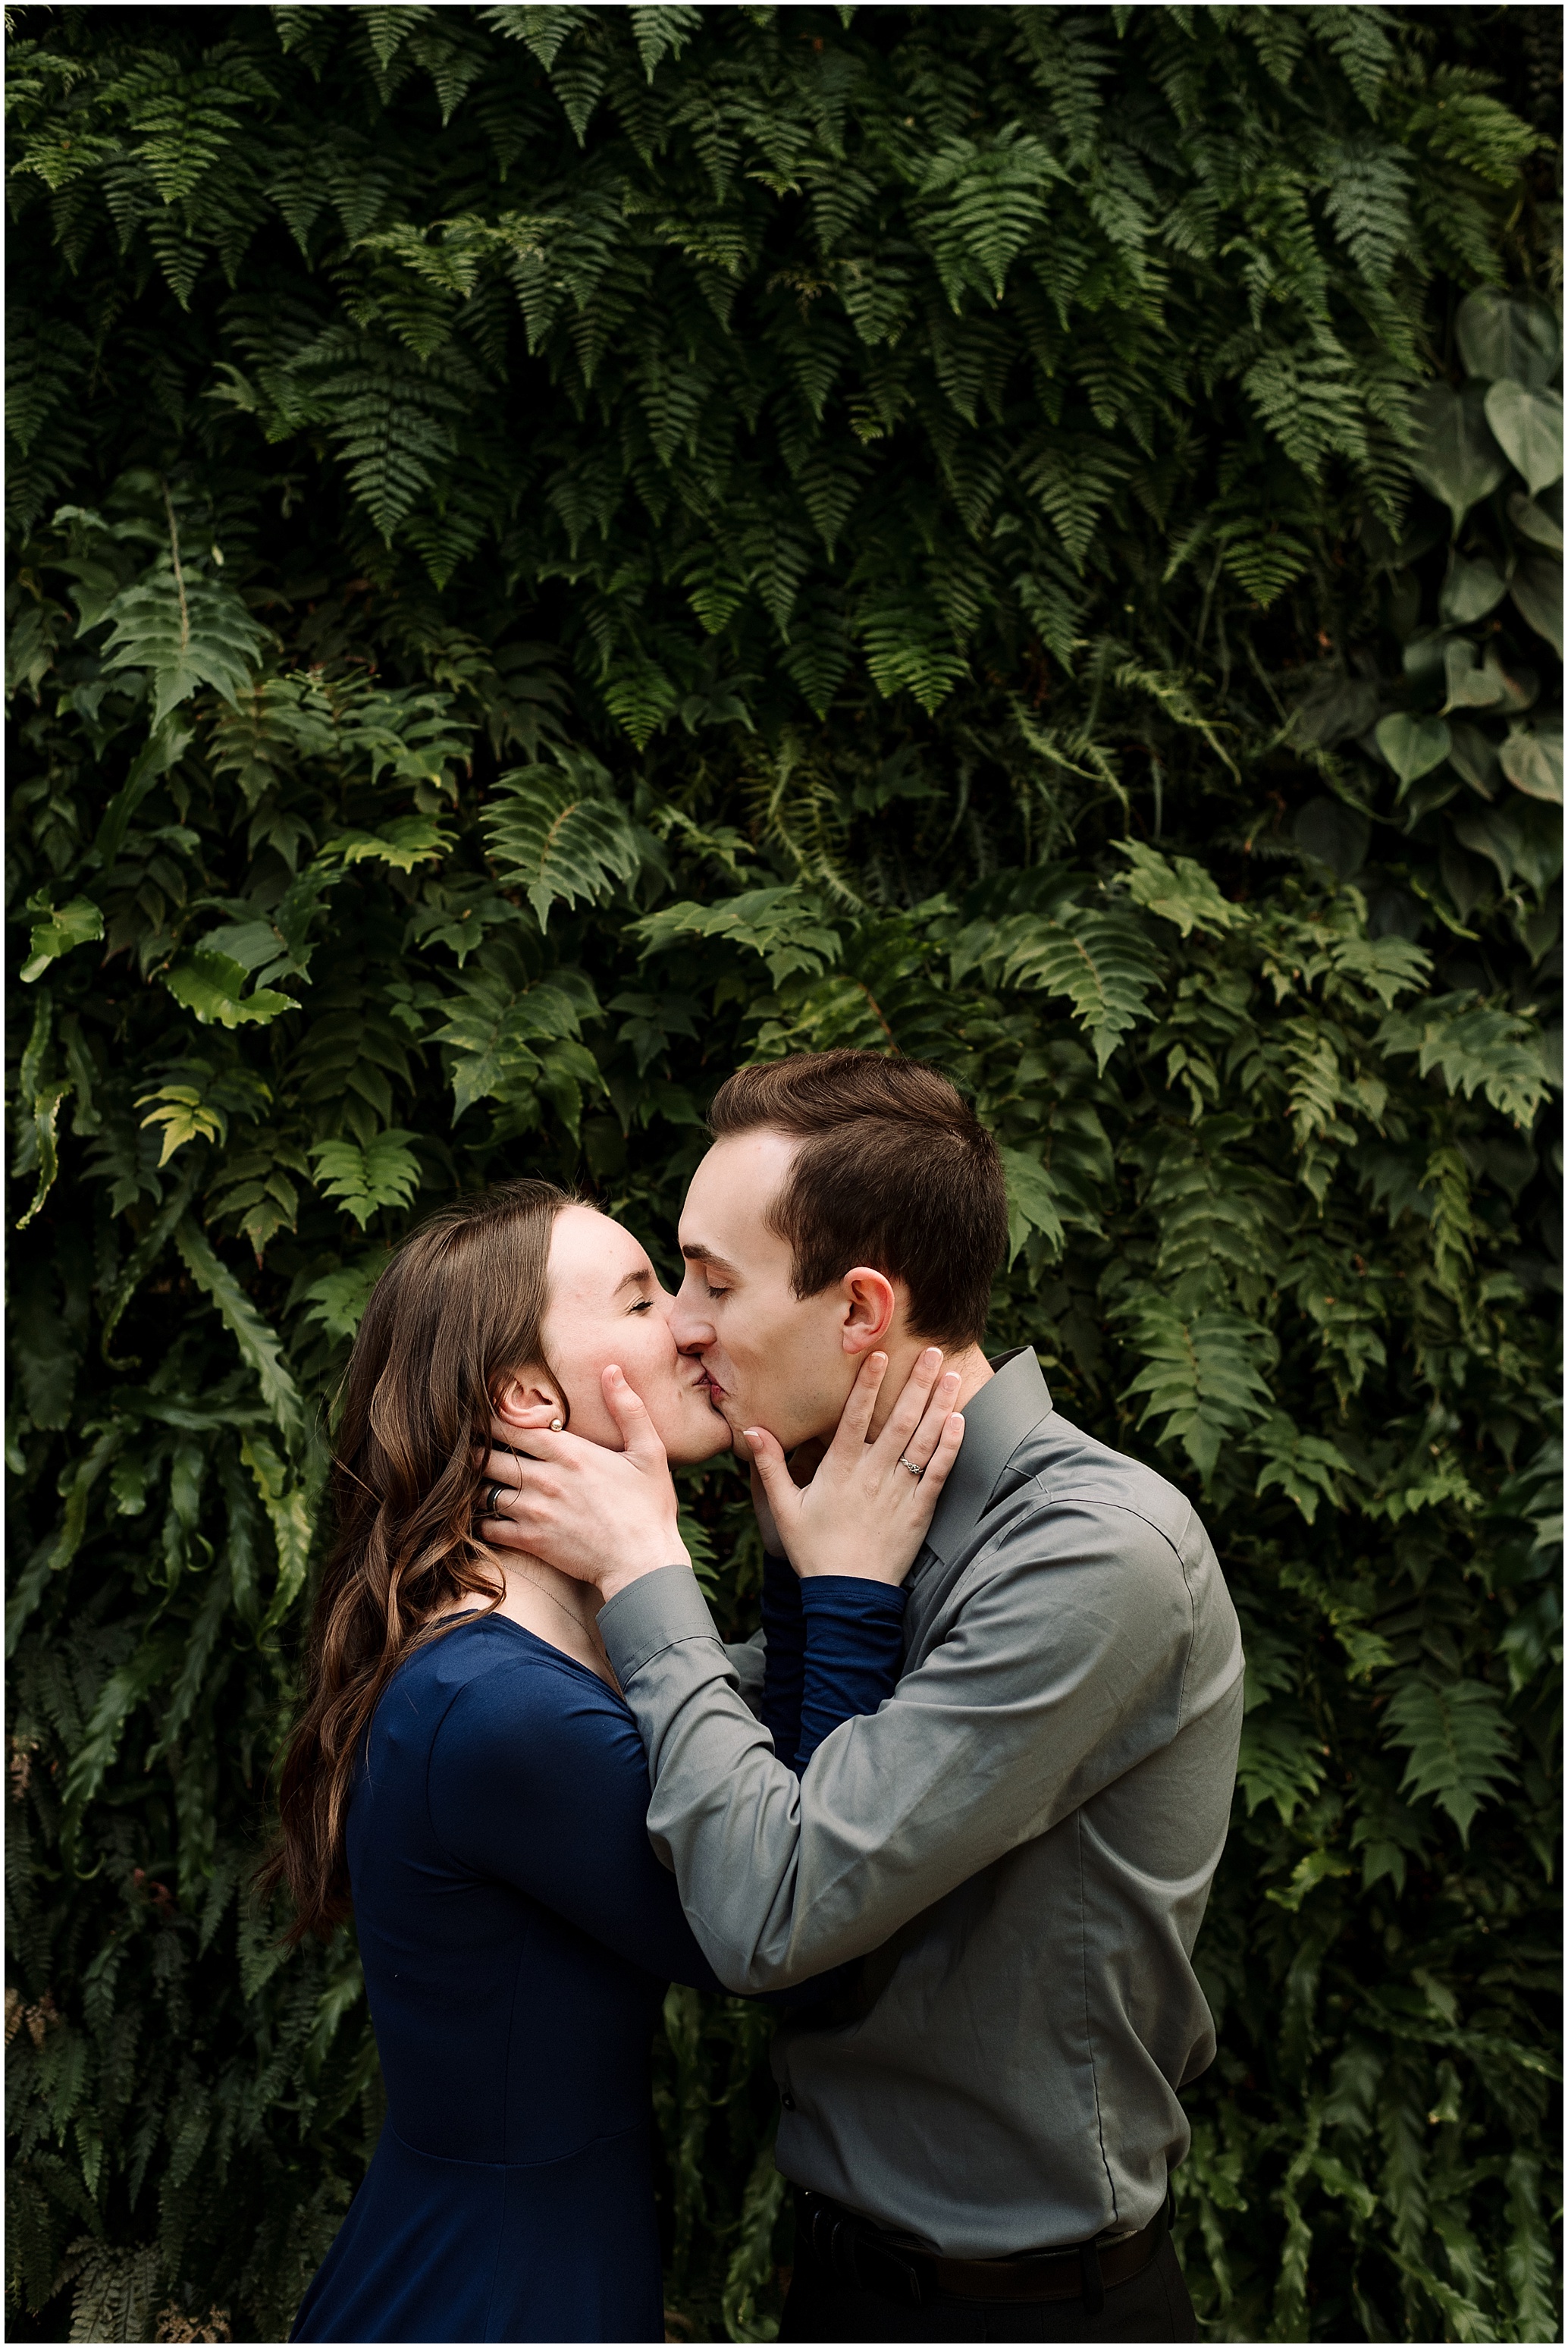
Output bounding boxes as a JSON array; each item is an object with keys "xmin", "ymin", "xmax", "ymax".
[{"xmin": 627, "ymin": 1297, "xmax": 655, "ymax": 1314}]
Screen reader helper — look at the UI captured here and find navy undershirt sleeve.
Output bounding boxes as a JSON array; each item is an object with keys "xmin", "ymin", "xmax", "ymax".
[{"xmin": 797, "ymin": 1577, "xmax": 909, "ymax": 1772}]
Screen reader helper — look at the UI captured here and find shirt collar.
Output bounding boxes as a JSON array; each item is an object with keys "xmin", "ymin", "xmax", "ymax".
[{"xmin": 923, "ymin": 1347, "xmax": 1054, "ymax": 1566}]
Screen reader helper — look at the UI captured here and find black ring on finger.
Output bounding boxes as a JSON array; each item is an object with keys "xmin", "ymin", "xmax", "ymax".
[{"xmin": 484, "ymin": 1481, "xmax": 506, "ymax": 1518}]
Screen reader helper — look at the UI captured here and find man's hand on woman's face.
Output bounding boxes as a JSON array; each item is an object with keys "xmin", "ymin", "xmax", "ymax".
[
  {"xmin": 478, "ymin": 1366, "xmax": 690, "ymax": 1605},
  {"xmin": 746, "ymin": 1348, "xmax": 964, "ymax": 1586}
]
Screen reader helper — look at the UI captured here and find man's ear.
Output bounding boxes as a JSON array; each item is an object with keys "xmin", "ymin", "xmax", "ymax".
[
  {"xmin": 493, "ymin": 1373, "xmax": 565, "ymax": 1430},
  {"xmin": 838, "ymin": 1267, "xmax": 898, "ymax": 1354}
]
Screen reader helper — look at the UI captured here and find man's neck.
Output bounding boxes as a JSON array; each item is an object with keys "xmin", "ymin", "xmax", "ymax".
[{"xmin": 865, "ymin": 1340, "xmax": 994, "ymax": 1442}]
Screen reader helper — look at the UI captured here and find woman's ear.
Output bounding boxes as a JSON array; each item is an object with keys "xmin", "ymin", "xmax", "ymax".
[{"xmin": 492, "ymin": 1373, "xmax": 565, "ymax": 1431}]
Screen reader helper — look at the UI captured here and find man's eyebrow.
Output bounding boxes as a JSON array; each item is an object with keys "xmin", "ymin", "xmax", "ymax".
[
  {"xmin": 613, "ymin": 1267, "xmax": 654, "ymax": 1295},
  {"xmin": 681, "ymin": 1241, "xmax": 741, "ymax": 1279}
]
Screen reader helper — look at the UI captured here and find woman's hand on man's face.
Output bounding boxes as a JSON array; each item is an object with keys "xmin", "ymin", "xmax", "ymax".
[
  {"xmin": 745, "ymin": 1349, "xmax": 964, "ymax": 1585},
  {"xmin": 478, "ymin": 1366, "xmax": 691, "ymax": 1606}
]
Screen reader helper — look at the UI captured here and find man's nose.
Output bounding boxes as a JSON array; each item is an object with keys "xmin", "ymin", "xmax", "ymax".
[{"xmin": 669, "ymin": 1277, "xmax": 713, "ymax": 1351}]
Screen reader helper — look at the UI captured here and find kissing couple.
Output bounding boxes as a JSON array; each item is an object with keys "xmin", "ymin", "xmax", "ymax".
[{"xmin": 275, "ymin": 1050, "xmax": 1243, "ymax": 2345}]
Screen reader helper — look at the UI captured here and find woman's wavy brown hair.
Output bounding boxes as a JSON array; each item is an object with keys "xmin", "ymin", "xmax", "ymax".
[{"xmin": 260, "ymin": 1178, "xmax": 579, "ymax": 1941}]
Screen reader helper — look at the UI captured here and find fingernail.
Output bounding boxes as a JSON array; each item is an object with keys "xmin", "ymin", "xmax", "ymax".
[
  {"xmin": 745, "ymin": 1428, "xmax": 764, "ymax": 1445},
  {"xmin": 924, "ymin": 1348, "xmax": 941, "ymax": 1366}
]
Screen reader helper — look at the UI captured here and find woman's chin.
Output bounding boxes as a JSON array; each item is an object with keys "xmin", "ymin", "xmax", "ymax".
[{"xmin": 661, "ymin": 1401, "xmax": 735, "ymax": 1465}]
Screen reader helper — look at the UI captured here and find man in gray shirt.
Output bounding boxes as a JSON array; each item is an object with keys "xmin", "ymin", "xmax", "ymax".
[{"xmin": 481, "ymin": 1050, "xmax": 1243, "ymax": 2342}]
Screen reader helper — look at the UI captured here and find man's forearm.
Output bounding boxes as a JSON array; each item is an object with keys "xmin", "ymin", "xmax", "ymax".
[{"xmin": 600, "ymin": 1568, "xmax": 1005, "ymax": 1992}]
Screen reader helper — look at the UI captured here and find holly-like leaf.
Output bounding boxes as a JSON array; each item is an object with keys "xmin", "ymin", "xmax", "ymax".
[
  {"xmin": 299, "ymin": 1258, "xmax": 386, "ymax": 1343},
  {"xmin": 1376, "ymin": 992, "xmax": 1556, "ymax": 1125},
  {"xmin": 308, "ymin": 1130, "xmax": 422, "ymax": 1227},
  {"xmin": 136, "ymin": 1085, "xmax": 226, "ymax": 1166},
  {"xmin": 20, "ymin": 894, "xmax": 103, "ymax": 983},
  {"xmin": 997, "ymin": 1145, "xmax": 1065, "ymax": 1263},
  {"xmin": 481, "ymin": 758, "xmax": 648, "ymax": 928},
  {"xmin": 632, "ymin": 887, "xmax": 843, "ymax": 987},
  {"xmin": 99, "ymin": 569, "xmax": 270, "ymax": 724},
  {"xmin": 1383, "ymin": 1675, "xmax": 1516, "ymax": 1844},
  {"xmin": 1118, "ymin": 1295, "xmax": 1278, "ymax": 1477},
  {"xmin": 319, "ymin": 815, "xmax": 454, "ymax": 872},
  {"xmin": 1116, "ymin": 841, "xmax": 1240, "ymax": 938},
  {"xmin": 162, "ymin": 949, "xmax": 296, "ymax": 1030},
  {"xmin": 995, "ymin": 909, "xmax": 1162, "ymax": 1072}
]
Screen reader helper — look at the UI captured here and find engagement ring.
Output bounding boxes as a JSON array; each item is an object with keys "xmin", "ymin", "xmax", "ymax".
[{"xmin": 898, "ymin": 1456, "xmax": 922, "ymax": 1476}]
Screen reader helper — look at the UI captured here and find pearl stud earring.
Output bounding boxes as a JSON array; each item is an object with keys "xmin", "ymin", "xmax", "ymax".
[{"xmin": 549, "ymin": 1417, "xmax": 563, "ymax": 1432}]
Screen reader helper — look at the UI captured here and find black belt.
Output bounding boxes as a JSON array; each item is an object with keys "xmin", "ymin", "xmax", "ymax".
[{"xmin": 795, "ymin": 2187, "xmax": 1168, "ymax": 2315}]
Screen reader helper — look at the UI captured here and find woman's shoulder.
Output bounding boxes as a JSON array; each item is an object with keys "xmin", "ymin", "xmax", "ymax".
[
  {"xmin": 401, "ymin": 1615, "xmax": 626, "ymax": 1746},
  {"xmin": 371, "ymin": 1624, "xmax": 629, "ymax": 1784}
]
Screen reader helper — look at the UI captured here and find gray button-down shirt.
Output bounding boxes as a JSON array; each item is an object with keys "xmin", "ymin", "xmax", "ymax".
[{"xmin": 600, "ymin": 1348, "xmax": 1244, "ymax": 2258}]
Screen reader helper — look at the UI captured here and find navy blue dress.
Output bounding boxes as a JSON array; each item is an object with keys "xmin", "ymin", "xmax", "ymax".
[{"xmin": 292, "ymin": 1567, "xmax": 905, "ymax": 2344}]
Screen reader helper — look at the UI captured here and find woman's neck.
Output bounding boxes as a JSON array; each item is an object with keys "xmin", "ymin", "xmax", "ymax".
[{"xmin": 481, "ymin": 1552, "xmax": 618, "ymax": 1687}]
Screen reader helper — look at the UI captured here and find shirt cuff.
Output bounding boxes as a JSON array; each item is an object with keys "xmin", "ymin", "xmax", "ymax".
[{"xmin": 599, "ymin": 1563, "xmax": 723, "ymax": 1685}]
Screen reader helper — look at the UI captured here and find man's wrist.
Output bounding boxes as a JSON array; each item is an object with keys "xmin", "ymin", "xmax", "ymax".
[{"xmin": 595, "ymin": 1544, "xmax": 691, "ymax": 1609}]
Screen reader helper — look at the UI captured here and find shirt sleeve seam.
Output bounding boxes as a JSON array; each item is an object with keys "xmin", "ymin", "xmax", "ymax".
[{"xmin": 616, "ymin": 1626, "xmax": 729, "ymax": 1685}]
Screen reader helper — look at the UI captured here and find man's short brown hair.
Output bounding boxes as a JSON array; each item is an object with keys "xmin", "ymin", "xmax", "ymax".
[{"xmin": 707, "ymin": 1050, "xmax": 1008, "ymax": 1348}]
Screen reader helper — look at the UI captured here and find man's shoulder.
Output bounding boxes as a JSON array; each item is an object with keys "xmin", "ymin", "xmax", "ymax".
[{"xmin": 1008, "ymin": 1408, "xmax": 1202, "ymax": 1558}]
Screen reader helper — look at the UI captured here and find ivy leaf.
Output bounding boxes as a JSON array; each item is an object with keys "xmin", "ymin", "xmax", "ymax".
[
  {"xmin": 1375, "ymin": 712, "xmax": 1451, "ymax": 790},
  {"xmin": 20, "ymin": 894, "xmax": 103, "ymax": 983},
  {"xmin": 1508, "ymin": 559, "xmax": 1563, "ymax": 661},
  {"xmin": 1382, "ymin": 1675, "xmax": 1516, "ymax": 1844},
  {"xmin": 1456, "ymin": 288, "xmax": 1560, "ymax": 388},
  {"xmin": 1500, "ymin": 726, "xmax": 1563, "ymax": 805},
  {"xmin": 308, "ymin": 1130, "xmax": 422, "ymax": 1227},
  {"xmin": 162, "ymin": 949, "xmax": 296, "ymax": 1030},
  {"xmin": 1507, "ymin": 489, "xmax": 1563, "ymax": 553},
  {"xmin": 1482, "ymin": 381, "xmax": 1564, "ymax": 501},
  {"xmin": 1406, "ymin": 383, "xmax": 1507, "ymax": 532},
  {"xmin": 1438, "ymin": 556, "xmax": 1509, "ymax": 627}
]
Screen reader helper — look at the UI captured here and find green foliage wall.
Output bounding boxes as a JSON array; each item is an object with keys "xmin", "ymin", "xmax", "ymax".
[{"xmin": 6, "ymin": 7, "xmax": 1561, "ymax": 2341}]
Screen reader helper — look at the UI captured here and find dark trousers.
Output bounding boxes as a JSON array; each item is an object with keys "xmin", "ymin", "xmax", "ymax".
[{"xmin": 779, "ymin": 2215, "xmax": 1197, "ymax": 2344}]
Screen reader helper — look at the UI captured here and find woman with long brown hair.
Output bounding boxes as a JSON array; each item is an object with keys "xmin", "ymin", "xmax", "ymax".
[{"xmin": 274, "ymin": 1180, "xmax": 961, "ymax": 2344}]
